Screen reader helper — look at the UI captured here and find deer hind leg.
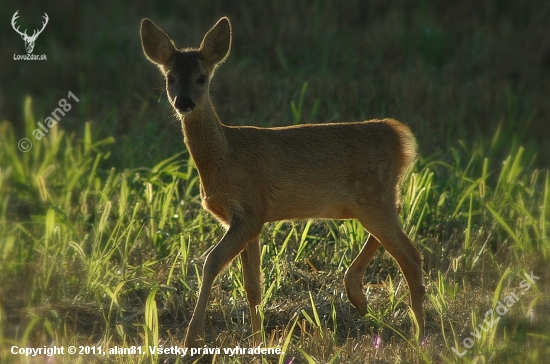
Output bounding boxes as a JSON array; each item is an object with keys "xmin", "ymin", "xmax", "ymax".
[
  {"xmin": 355, "ymin": 206, "xmax": 425, "ymax": 339},
  {"xmin": 184, "ymin": 217, "xmax": 263, "ymax": 348},
  {"xmin": 240, "ymin": 235, "xmax": 262, "ymax": 345},
  {"xmin": 395, "ymin": 228, "xmax": 425, "ymax": 339},
  {"xmin": 344, "ymin": 234, "xmax": 381, "ymax": 316}
]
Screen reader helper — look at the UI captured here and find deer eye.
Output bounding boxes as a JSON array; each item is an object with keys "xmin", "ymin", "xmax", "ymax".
[
  {"xmin": 167, "ymin": 75, "xmax": 175, "ymax": 85},
  {"xmin": 196, "ymin": 75, "xmax": 207, "ymax": 85}
]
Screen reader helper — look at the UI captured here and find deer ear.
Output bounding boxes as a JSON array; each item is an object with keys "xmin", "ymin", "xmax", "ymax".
[
  {"xmin": 140, "ymin": 19, "xmax": 175, "ymax": 67},
  {"xmin": 199, "ymin": 17, "xmax": 232, "ymax": 67}
]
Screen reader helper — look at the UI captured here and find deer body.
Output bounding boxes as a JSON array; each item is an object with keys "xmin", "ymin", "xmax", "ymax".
[
  {"xmin": 141, "ymin": 17, "xmax": 425, "ymax": 348},
  {"xmin": 192, "ymin": 120, "xmax": 414, "ymax": 225}
]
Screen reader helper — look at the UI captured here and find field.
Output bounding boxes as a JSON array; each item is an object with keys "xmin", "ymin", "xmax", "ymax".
[{"xmin": 1, "ymin": 1, "xmax": 549, "ymax": 363}]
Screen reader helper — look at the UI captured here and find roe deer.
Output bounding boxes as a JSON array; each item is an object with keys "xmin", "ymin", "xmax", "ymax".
[{"xmin": 140, "ymin": 16, "xmax": 425, "ymax": 347}]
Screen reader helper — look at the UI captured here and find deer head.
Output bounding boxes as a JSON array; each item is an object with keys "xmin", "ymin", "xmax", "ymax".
[
  {"xmin": 12, "ymin": 11, "xmax": 49, "ymax": 54},
  {"xmin": 141, "ymin": 17, "xmax": 231, "ymax": 115}
]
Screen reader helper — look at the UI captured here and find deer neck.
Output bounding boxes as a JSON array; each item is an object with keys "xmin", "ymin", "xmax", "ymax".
[{"xmin": 180, "ymin": 97, "xmax": 228, "ymax": 174}]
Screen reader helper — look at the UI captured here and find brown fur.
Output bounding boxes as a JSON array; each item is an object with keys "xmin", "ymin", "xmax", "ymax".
[{"xmin": 140, "ymin": 16, "xmax": 425, "ymax": 347}]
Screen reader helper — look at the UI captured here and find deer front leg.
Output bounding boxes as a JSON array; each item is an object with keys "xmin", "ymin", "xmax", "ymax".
[
  {"xmin": 184, "ymin": 217, "xmax": 263, "ymax": 348},
  {"xmin": 240, "ymin": 235, "xmax": 262, "ymax": 345}
]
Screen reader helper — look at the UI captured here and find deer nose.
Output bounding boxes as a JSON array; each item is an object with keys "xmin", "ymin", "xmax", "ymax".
[{"xmin": 174, "ymin": 96, "xmax": 195, "ymax": 113}]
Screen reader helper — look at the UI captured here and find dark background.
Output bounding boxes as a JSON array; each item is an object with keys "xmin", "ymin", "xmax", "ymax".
[{"xmin": 1, "ymin": 0, "xmax": 549, "ymax": 166}]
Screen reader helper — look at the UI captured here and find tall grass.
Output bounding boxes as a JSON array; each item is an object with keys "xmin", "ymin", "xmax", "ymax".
[{"xmin": 1, "ymin": 97, "xmax": 548, "ymax": 363}]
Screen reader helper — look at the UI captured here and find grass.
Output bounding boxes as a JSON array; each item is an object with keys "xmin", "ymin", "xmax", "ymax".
[
  {"xmin": 1, "ymin": 100, "xmax": 548, "ymax": 363},
  {"xmin": 1, "ymin": 1, "xmax": 549, "ymax": 363}
]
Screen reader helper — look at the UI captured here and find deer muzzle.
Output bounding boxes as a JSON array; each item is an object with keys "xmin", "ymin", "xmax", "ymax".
[{"xmin": 174, "ymin": 96, "xmax": 195, "ymax": 114}]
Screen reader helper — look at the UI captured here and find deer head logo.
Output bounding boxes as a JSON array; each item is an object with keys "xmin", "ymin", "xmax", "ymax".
[{"xmin": 11, "ymin": 11, "xmax": 49, "ymax": 54}]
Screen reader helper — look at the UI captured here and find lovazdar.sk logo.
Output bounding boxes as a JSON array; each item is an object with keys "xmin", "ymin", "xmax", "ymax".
[{"xmin": 12, "ymin": 10, "xmax": 48, "ymax": 60}]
